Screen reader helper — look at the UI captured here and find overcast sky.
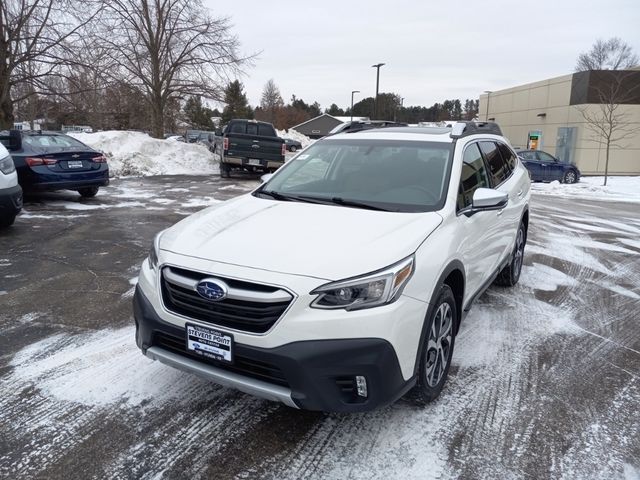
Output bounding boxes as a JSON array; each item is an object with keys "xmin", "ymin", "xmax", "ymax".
[{"xmin": 204, "ymin": 0, "xmax": 640, "ymax": 110}]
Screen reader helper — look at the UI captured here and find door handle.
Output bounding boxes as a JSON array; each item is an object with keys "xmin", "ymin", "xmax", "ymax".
[
  {"xmin": 497, "ymin": 209, "xmax": 503, "ymax": 216},
  {"xmin": 540, "ymin": 164, "xmax": 547, "ymax": 167},
  {"xmin": 517, "ymin": 190, "xmax": 523, "ymax": 197}
]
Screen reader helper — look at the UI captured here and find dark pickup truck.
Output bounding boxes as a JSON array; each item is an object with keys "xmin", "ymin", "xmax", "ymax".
[{"xmin": 217, "ymin": 119, "xmax": 285, "ymax": 178}]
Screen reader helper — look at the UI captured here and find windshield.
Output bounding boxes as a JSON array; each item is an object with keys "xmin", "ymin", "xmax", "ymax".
[{"xmin": 258, "ymin": 139, "xmax": 453, "ymax": 212}]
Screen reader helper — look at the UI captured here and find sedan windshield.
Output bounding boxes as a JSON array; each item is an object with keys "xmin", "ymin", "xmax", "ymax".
[{"xmin": 258, "ymin": 139, "xmax": 453, "ymax": 212}]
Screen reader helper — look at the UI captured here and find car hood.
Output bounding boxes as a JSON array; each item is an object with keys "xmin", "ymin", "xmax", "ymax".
[{"xmin": 160, "ymin": 194, "xmax": 443, "ymax": 281}]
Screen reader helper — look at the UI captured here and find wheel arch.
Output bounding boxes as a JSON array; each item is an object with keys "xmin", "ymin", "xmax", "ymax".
[{"xmin": 412, "ymin": 260, "xmax": 466, "ymax": 377}]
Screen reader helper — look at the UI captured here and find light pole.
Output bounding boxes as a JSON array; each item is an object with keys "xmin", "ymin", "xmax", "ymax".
[
  {"xmin": 350, "ymin": 90, "xmax": 360, "ymax": 122},
  {"xmin": 484, "ymin": 90, "xmax": 492, "ymax": 121},
  {"xmin": 372, "ymin": 63, "xmax": 385, "ymax": 120}
]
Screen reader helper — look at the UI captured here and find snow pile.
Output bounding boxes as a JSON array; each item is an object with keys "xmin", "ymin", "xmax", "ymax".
[
  {"xmin": 531, "ymin": 176, "xmax": 640, "ymax": 203},
  {"xmin": 69, "ymin": 131, "xmax": 218, "ymax": 177},
  {"xmin": 277, "ymin": 128, "xmax": 314, "ymax": 148}
]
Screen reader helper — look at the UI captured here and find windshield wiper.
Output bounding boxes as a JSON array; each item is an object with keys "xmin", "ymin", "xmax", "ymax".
[
  {"xmin": 258, "ymin": 190, "xmax": 325, "ymax": 204},
  {"xmin": 329, "ymin": 197, "xmax": 391, "ymax": 211}
]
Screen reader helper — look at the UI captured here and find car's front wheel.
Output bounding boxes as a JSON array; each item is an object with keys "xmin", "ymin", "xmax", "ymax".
[
  {"xmin": 563, "ymin": 170, "xmax": 578, "ymax": 184},
  {"xmin": 289, "ymin": 145, "xmax": 297, "ymax": 153},
  {"xmin": 78, "ymin": 187, "xmax": 99, "ymax": 198},
  {"xmin": 410, "ymin": 285, "xmax": 456, "ymax": 405},
  {"xmin": 496, "ymin": 221, "xmax": 527, "ymax": 286}
]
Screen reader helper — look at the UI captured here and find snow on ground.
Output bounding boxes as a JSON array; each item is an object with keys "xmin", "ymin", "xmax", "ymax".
[
  {"xmin": 70, "ymin": 131, "xmax": 219, "ymax": 177},
  {"xmin": 531, "ymin": 176, "xmax": 640, "ymax": 203},
  {"xmin": 277, "ymin": 128, "xmax": 315, "ymax": 148}
]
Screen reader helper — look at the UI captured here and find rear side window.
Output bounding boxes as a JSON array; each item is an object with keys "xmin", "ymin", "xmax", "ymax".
[
  {"xmin": 458, "ymin": 143, "xmax": 491, "ymax": 210},
  {"xmin": 497, "ymin": 143, "xmax": 517, "ymax": 171},
  {"xmin": 519, "ymin": 151, "xmax": 536, "ymax": 160},
  {"xmin": 479, "ymin": 141, "xmax": 510, "ymax": 186},
  {"xmin": 258, "ymin": 124, "xmax": 275, "ymax": 137},
  {"xmin": 229, "ymin": 122, "xmax": 245, "ymax": 134}
]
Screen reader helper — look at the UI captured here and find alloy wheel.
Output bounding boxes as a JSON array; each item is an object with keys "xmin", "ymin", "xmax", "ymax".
[
  {"xmin": 425, "ymin": 302, "xmax": 453, "ymax": 387},
  {"xmin": 513, "ymin": 227, "xmax": 525, "ymax": 276},
  {"xmin": 565, "ymin": 171, "xmax": 576, "ymax": 184}
]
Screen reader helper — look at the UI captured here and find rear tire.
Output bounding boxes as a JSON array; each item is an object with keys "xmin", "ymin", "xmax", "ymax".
[
  {"xmin": 289, "ymin": 146, "xmax": 297, "ymax": 153},
  {"xmin": 0, "ymin": 214, "xmax": 16, "ymax": 228},
  {"xmin": 78, "ymin": 187, "xmax": 99, "ymax": 198},
  {"xmin": 495, "ymin": 221, "xmax": 527, "ymax": 287},
  {"xmin": 219, "ymin": 163, "xmax": 231, "ymax": 178},
  {"xmin": 409, "ymin": 285, "xmax": 457, "ymax": 405}
]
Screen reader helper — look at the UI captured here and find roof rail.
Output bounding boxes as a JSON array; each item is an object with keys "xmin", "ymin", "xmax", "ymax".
[{"xmin": 449, "ymin": 121, "xmax": 502, "ymax": 139}]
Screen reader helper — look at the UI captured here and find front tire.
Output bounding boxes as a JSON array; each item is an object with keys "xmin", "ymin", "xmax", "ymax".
[
  {"xmin": 78, "ymin": 187, "xmax": 99, "ymax": 198},
  {"xmin": 289, "ymin": 145, "xmax": 297, "ymax": 153},
  {"xmin": 409, "ymin": 285, "xmax": 457, "ymax": 405},
  {"xmin": 563, "ymin": 170, "xmax": 577, "ymax": 184},
  {"xmin": 496, "ymin": 221, "xmax": 527, "ymax": 287}
]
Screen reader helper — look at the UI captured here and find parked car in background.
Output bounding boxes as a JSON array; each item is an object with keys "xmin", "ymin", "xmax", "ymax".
[
  {"xmin": 282, "ymin": 138, "xmax": 303, "ymax": 152},
  {"xmin": 216, "ymin": 119, "xmax": 285, "ymax": 178},
  {"xmin": 0, "ymin": 141, "xmax": 22, "ymax": 227},
  {"xmin": 516, "ymin": 149, "xmax": 580, "ymax": 184},
  {"xmin": 133, "ymin": 121, "xmax": 531, "ymax": 412},
  {"xmin": 0, "ymin": 130, "xmax": 109, "ymax": 197}
]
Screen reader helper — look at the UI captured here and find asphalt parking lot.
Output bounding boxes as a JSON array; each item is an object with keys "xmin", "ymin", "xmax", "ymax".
[{"xmin": 1, "ymin": 176, "xmax": 639, "ymax": 480}]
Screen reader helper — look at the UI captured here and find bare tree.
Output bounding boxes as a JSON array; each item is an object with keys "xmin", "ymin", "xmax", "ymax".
[
  {"xmin": 0, "ymin": 0, "xmax": 103, "ymax": 128},
  {"xmin": 98, "ymin": 0, "xmax": 251, "ymax": 138},
  {"xmin": 576, "ymin": 38, "xmax": 639, "ymax": 71},
  {"xmin": 578, "ymin": 72, "xmax": 640, "ymax": 185},
  {"xmin": 258, "ymin": 78, "xmax": 283, "ymax": 124}
]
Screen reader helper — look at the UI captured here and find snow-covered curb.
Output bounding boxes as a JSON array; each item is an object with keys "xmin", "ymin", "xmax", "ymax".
[
  {"xmin": 531, "ymin": 176, "xmax": 640, "ymax": 203},
  {"xmin": 70, "ymin": 131, "xmax": 219, "ymax": 178}
]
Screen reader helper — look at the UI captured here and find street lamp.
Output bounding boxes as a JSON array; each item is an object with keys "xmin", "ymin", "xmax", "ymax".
[
  {"xmin": 350, "ymin": 90, "xmax": 360, "ymax": 122},
  {"xmin": 484, "ymin": 90, "xmax": 492, "ymax": 121},
  {"xmin": 372, "ymin": 63, "xmax": 385, "ymax": 119}
]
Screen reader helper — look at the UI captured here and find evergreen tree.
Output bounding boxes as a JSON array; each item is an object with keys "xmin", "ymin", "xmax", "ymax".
[
  {"xmin": 183, "ymin": 96, "xmax": 216, "ymax": 129},
  {"xmin": 221, "ymin": 80, "xmax": 253, "ymax": 124},
  {"xmin": 325, "ymin": 103, "xmax": 345, "ymax": 116}
]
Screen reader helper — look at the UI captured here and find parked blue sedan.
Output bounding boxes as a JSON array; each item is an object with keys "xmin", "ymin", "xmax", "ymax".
[
  {"xmin": 517, "ymin": 149, "xmax": 580, "ymax": 184},
  {"xmin": 0, "ymin": 131, "xmax": 109, "ymax": 197}
]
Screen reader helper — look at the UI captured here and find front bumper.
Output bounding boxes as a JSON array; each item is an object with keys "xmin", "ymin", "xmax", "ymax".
[
  {"xmin": 134, "ymin": 287, "xmax": 414, "ymax": 412},
  {"xmin": 0, "ymin": 184, "xmax": 23, "ymax": 218}
]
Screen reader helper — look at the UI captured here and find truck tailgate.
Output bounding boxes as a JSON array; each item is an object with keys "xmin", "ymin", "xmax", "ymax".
[{"xmin": 226, "ymin": 134, "xmax": 284, "ymax": 162}]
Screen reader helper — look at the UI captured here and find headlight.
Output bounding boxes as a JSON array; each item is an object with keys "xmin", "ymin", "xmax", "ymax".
[
  {"xmin": 148, "ymin": 231, "xmax": 164, "ymax": 270},
  {"xmin": 0, "ymin": 155, "xmax": 15, "ymax": 174},
  {"xmin": 310, "ymin": 256, "xmax": 414, "ymax": 310}
]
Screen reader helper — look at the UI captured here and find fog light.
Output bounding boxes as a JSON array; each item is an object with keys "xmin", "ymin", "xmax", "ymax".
[{"xmin": 356, "ymin": 375, "xmax": 368, "ymax": 398}]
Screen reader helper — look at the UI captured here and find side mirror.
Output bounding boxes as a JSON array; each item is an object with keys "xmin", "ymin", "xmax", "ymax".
[
  {"xmin": 467, "ymin": 188, "xmax": 508, "ymax": 215},
  {"xmin": 215, "ymin": 128, "xmax": 222, "ymax": 136},
  {"xmin": 260, "ymin": 173, "xmax": 273, "ymax": 184}
]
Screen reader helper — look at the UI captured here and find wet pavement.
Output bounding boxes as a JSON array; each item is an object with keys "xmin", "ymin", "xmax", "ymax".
[{"xmin": 0, "ymin": 176, "xmax": 639, "ymax": 480}]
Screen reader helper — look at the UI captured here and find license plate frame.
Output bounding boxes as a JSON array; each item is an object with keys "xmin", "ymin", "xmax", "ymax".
[
  {"xmin": 67, "ymin": 160, "xmax": 84, "ymax": 169},
  {"xmin": 185, "ymin": 323, "xmax": 234, "ymax": 363}
]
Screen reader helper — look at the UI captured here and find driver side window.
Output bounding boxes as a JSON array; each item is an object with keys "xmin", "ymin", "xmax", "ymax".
[{"xmin": 458, "ymin": 143, "xmax": 491, "ymax": 211}]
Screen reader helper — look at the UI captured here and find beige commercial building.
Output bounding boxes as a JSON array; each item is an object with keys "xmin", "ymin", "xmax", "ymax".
[{"xmin": 479, "ymin": 70, "xmax": 640, "ymax": 175}]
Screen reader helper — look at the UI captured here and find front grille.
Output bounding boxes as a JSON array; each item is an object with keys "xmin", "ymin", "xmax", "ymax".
[
  {"xmin": 153, "ymin": 331, "xmax": 289, "ymax": 387},
  {"xmin": 161, "ymin": 266, "xmax": 292, "ymax": 334}
]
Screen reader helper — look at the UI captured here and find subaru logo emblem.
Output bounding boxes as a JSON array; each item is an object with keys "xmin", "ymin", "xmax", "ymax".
[{"xmin": 196, "ymin": 278, "xmax": 228, "ymax": 301}]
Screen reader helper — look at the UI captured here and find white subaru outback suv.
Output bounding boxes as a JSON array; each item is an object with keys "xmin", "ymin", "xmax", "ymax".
[
  {"xmin": 134, "ymin": 122, "xmax": 531, "ymax": 412},
  {"xmin": 0, "ymin": 141, "xmax": 22, "ymax": 228}
]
